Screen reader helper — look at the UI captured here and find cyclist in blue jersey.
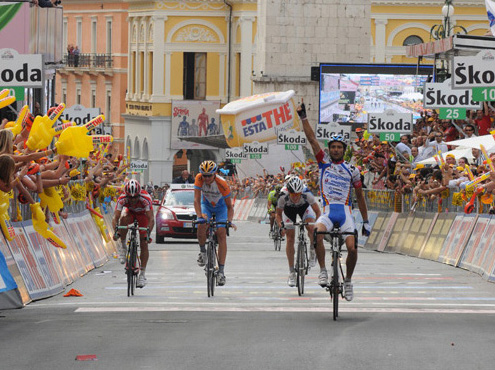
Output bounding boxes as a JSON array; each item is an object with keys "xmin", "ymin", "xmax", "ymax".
[{"xmin": 298, "ymin": 101, "xmax": 371, "ymax": 301}]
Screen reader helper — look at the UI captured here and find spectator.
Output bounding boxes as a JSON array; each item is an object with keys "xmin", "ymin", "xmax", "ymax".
[
  {"xmin": 471, "ymin": 102, "xmax": 492, "ymax": 136},
  {"xmin": 172, "ymin": 170, "xmax": 194, "ymax": 184},
  {"xmin": 462, "ymin": 124, "xmax": 477, "ymax": 138}
]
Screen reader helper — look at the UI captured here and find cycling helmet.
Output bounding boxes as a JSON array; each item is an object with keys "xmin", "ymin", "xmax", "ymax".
[
  {"xmin": 286, "ymin": 177, "xmax": 304, "ymax": 194},
  {"xmin": 125, "ymin": 179, "xmax": 141, "ymax": 197},
  {"xmin": 274, "ymin": 184, "xmax": 283, "ymax": 194},
  {"xmin": 199, "ymin": 160, "xmax": 218, "ymax": 175},
  {"xmin": 328, "ymin": 134, "xmax": 347, "ymax": 149}
]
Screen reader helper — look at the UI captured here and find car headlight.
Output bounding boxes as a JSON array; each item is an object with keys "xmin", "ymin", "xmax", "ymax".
[{"xmin": 159, "ymin": 209, "xmax": 174, "ymax": 220}]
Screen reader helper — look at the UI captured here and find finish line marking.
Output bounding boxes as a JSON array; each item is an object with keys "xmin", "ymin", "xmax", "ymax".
[{"xmin": 75, "ymin": 306, "xmax": 495, "ymax": 314}]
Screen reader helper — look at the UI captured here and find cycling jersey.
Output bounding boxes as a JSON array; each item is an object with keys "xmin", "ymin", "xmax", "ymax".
[
  {"xmin": 277, "ymin": 192, "xmax": 317, "ymax": 227},
  {"xmin": 316, "ymin": 149, "xmax": 362, "ymax": 207},
  {"xmin": 115, "ymin": 190, "xmax": 152, "ymax": 214},
  {"xmin": 194, "ymin": 173, "xmax": 231, "ymax": 208}
]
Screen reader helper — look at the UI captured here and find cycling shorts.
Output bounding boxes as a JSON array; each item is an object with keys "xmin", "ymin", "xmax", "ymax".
[
  {"xmin": 317, "ymin": 204, "xmax": 355, "ymax": 237},
  {"xmin": 201, "ymin": 203, "xmax": 228, "ymax": 228},
  {"xmin": 282, "ymin": 204, "xmax": 316, "ymax": 230},
  {"xmin": 121, "ymin": 210, "xmax": 149, "ymax": 236}
]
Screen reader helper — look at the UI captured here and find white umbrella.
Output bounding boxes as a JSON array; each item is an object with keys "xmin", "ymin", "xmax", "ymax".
[
  {"xmin": 417, "ymin": 147, "xmax": 474, "ymax": 166},
  {"xmin": 447, "ymin": 134, "xmax": 495, "ymax": 151}
]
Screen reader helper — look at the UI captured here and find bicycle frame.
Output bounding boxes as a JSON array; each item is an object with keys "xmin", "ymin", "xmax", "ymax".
[
  {"xmin": 117, "ymin": 220, "xmax": 149, "ymax": 297},
  {"xmin": 293, "ymin": 221, "xmax": 312, "ymax": 296},
  {"xmin": 314, "ymin": 227, "xmax": 354, "ymax": 321}
]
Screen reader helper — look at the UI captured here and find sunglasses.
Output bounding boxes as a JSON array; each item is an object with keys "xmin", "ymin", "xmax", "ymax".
[
  {"xmin": 465, "ymin": 129, "xmax": 473, "ymax": 132},
  {"xmin": 202, "ymin": 174, "xmax": 213, "ymax": 178},
  {"xmin": 289, "ymin": 192, "xmax": 302, "ymax": 196}
]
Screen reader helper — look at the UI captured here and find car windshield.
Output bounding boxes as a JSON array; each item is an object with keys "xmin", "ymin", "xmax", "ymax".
[{"xmin": 163, "ymin": 190, "xmax": 194, "ymax": 206}]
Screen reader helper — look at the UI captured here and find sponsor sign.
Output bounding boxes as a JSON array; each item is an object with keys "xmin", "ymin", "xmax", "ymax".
[
  {"xmin": 452, "ymin": 50, "xmax": 495, "ymax": 89},
  {"xmin": 62, "ymin": 105, "xmax": 111, "ymax": 135},
  {"xmin": 0, "ymin": 49, "xmax": 43, "ymax": 88},
  {"xmin": 243, "ymin": 141, "xmax": 268, "ymax": 159},
  {"xmin": 217, "ymin": 91, "xmax": 301, "ymax": 147},
  {"xmin": 225, "ymin": 147, "xmax": 247, "ymax": 160},
  {"xmin": 130, "ymin": 160, "xmax": 148, "ymax": 172},
  {"xmin": 368, "ymin": 110, "xmax": 412, "ymax": 134},
  {"xmin": 423, "ymin": 80, "xmax": 480, "ymax": 109},
  {"xmin": 438, "ymin": 107, "xmax": 466, "ymax": 120},
  {"xmin": 472, "ymin": 87, "xmax": 495, "ymax": 102},
  {"xmin": 315, "ymin": 121, "xmax": 351, "ymax": 142},
  {"xmin": 171, "ymin": 100, "xmax": 221, "ymax": 150},
  {"xmin": 277, "ymin": 129, "xmax": 307, "ymax": 145}
]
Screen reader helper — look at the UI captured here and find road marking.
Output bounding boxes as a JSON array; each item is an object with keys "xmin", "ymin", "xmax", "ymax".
[{"xmin": 74, "ymin": 306, "xmax": 495, "ymax": 314}]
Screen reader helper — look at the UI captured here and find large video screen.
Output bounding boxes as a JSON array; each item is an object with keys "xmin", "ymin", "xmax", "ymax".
[{"xmin": 319, "ymin": 63, "xmax": 433, "ymax": 125}]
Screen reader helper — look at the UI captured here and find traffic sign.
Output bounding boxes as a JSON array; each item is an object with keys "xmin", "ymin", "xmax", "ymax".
[
  {"xmin": 472, "ymin": 87, "xmax": 495, "ymax": 102},
  {"xmin": 438, "ymin": 107, "xmax": 466, "ymax": 119},
  {"xmin": 379, "ymin": 133, "xmax": 400, "ymax": 142}
]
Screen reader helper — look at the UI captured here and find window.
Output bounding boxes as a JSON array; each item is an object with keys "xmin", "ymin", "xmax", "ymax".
[
  {"xmin": 62, "ymin": 88, "xmax": 67, "ymax": 104},
  {"xmin": 76, "ymin": 18, "xmax": 82, "ymax": 50},
  {"xmin": 183, "ymin": 52, "xmax": 206, "ymax": 100},
  {"xmin": 92, "ymin": 19, "xmax": 97, "ymax": 54},
  {"xmin": 105, "ymin": 91, "xmax": 112, "ymax": 124},
  {"xmin": 76, "ymin": 88, "xmax": 81, "ymax": 105},
  {"xmin": 91, "ymin": 89, "xmax": 96, "ymax": 108},
  {"xmin": 106, "ymin": 20, "xmax": 112, "ymax": 54},
  {"xmin": 63, "ymin": 19, "xmax": 67, "ymax": 54},
  {"xmin": 403, "ymin": 35, "xmax": 423, "ymax": 46}
]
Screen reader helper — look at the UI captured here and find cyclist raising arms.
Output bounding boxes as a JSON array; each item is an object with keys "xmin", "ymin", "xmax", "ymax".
[
  {"xmin": 276, "ymin": 176, "xmax": 321, "ymax": 287},
  {"xmin": 194, "ymin": 160, "xmax": 235, "ymax": 286},
  {"xmin": 298, "ymin": 102, "xmax": 370, "ymax": 301},
  {"xmin": 112, "ymin": 179, "xmax": 155, "ymax": 288}
]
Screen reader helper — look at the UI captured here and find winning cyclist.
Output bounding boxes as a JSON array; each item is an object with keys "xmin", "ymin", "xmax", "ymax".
[
  {"xmin": 267, "ymin": 184, "xmax": 283, "ymax": 237},
  {"xmin": 298, "ymin": 101, "xmax": 370, "ymax": 301},
  {"xmin": 112, "ymin": 179, "xmax": 155, "ymax": 288},
  {"xmin": 276, "ymin": 176, "xmax": 321, "ymax": 287},
  {"xmin": 194, "ymin": 160, "xmax": 235, "ymax": 286}
]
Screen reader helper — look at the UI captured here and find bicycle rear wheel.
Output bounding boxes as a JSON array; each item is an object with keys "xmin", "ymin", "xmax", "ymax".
[
  {"xmin": 273, "ymin": 224, "xmax": 281, "ymax": 251},
  {"xmin": 296, "ymin": 241, "xmax": 306, "ymax": 296},
  {"xmin": 206, "ymin": 241, "xmax": 215, "ymax": 297},
  {"xmin": 332, "ymin": 250, "xmax": 339, "ymax": 321}
]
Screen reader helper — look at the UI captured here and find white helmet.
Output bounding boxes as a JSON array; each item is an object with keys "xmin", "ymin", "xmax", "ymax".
[{"xmin": 286, "ymin": 177, "xmax": 304, "ymax": 194}]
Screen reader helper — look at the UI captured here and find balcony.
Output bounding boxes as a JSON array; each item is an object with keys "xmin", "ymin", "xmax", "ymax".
[{"xmin": 60, "ymin": 53, "xmax": 114, "ymax": 75}]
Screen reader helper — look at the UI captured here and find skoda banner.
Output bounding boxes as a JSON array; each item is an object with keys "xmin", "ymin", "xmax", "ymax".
[{"xmin": 0, "ymin": 48, "xmax": 43, "ymax": 88}]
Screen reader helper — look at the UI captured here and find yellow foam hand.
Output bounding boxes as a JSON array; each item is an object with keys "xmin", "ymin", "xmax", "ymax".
[
  {"xmin": 30, "ymin": 203, "xmax": 67, "ymax": 249},
  {"xmin": 55, "ymin": 115, "xmax": 105, "ymax": 158},
  {"xmin": 26, "ymin": 103, "xmax": 66, "ymax": 150},
  {"xmin": 0, "ymin": 191, "xmax": 15, "ymax": 241},
  {"xmin": 39, "ymin": 187, "xmax": 64, "ymax": 225},
  {"xmin": 5, "ymin": 105, "xmax": 29, "ymax": 137},
  {"xmin": 0, "ymin": 89, "xmax": 15, "ymax": 109}
]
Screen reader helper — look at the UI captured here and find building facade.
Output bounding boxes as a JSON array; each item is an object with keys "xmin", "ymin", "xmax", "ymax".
[{"xmin": 55, "ymin": 0, "xmax": 491, "ymax": 184}]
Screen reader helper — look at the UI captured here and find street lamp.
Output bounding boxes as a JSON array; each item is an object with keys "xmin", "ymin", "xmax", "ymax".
[{"xmin": 430, "ymin": 0, "xmax": 466, "ymax": 40}]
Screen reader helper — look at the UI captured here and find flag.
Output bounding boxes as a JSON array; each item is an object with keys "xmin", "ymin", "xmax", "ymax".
[{"xmin": 487, "ymin": 0, "xmax": 495, "ymax": 36}]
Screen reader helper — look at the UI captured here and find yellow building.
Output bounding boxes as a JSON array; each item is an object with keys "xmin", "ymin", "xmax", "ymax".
[{"xmin": 57, "ymin": 0, "xmax": 490, "ymax": 184}]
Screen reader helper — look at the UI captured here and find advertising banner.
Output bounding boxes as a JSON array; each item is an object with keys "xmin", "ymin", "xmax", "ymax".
[
  {"xmin": 6, "ymin": 225, "xmax": 48, "ymax": 300},
  {"xmin": 452, "ymin": 50, "xmax": 495, "ymax": 89},
  {"xmin": 368, "ymin": 110, "xmax": 413, "ymax": 134},
  {"xmin": 62, "ymin": 105, "xmax": 110, "ymax": 135},
  {"xmin": 315, "ymin": 121, "xmax": 351, "ymax": 142},
  {"xmin": 80, "ymin": 213, "xmax": 108, "ymax": 266},
  {"xmin": 423, "ymin": 80, "xmax": 481, "ymax": 109},
  {"xmin": 22, "ymin": 222, "xmax": 64, "ymax": 297},
  {"xmin": 217, "ymin": 91, "xmax": 301, "ymax": 148},
  {"xmin": 0, "ymin": 48, "xmax": 43, "ymax": 88},
  {"xmin": 52, "ymin": 221, "xmax": 85, "ymax": 282},
  {"xmin": 171, "ymin": 100, "xmax": 221, "ymax": 150},
  {"xmin": 438, "ymin": 214, "xmax": 476, "ymax": 266},
  {"xmin": 65, "ymin": 215, "xmax": 95, "ymax": 272},
  {"xmin": 458, "ymin": 215, "xmax": 490, "ymax": 274},
  {"xmin": 0, "ymin": 231, "xmax": 29, "ymax": 304}
]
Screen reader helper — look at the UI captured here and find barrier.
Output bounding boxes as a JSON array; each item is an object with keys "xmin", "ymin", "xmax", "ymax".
[
  {"xmin": 418, "ymin": 213, "xmax": 456, "ymax": 261},
  {"xmin": 377, "ymin": 213, "xmax": 400, "ymax": 252},
  {"xmin": 401, "ymin": 212, "xmax": 436, "ymax": 257},
  {"xmin": 0, "ymin": 235, "xmax": 24, "ymax": 308},
  {"xmin": 233, "ymin": 199, "xmax": 255, "ymax": 221},
  {"xmin": 438, "ymin": 214, "xmax": 477, "ymax": 267},
  {"xmin": 352, "ymin": 210, "xmax": 379, "ymax": 247},
  {"xmin": 385, "ymin": 213, "xmax": 411, "ymax": 253},
  {"xmin": 458, "ymin": 215, "xmax": 491, "ymax": 274},
  {"xmin": 247, "ymin": 197, "xmax": 269, "ymax": 222},
  {"xmin": 64, "ymin": 214, "xmax": 96, "ymax": 273},
  {"xmin": 363, "ymin": 212, "xmax": 391, "ymax": 251}
]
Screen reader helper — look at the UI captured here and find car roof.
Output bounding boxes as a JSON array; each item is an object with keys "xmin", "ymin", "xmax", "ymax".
[{"xmin": 169, "ymin": 184, "xmax": 195, "ymax": 190}]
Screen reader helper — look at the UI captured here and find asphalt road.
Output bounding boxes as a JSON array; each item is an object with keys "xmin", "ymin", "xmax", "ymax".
[{"xmin": 2, "ymin": 221, "xmax": 495, "ymax": 370}]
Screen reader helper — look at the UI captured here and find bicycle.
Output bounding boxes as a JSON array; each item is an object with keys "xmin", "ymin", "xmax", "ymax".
[
  {"xmin": 314, "ymin": 227, "xmax": 355, "ymax": 321},
  {"xmin": 116, "ymin": 221, "xmax": 149, "ymax": 297},
  {"xmin": 293, "ymin": 221, "xmax": 313, "ymax": 296},
  {"xmin": 193, "ymin": 216, "xmax": 230, "ymax": 297},
  {"xmin": 272, "ymin": 222, "xmax": 283, "ymax": 251}
]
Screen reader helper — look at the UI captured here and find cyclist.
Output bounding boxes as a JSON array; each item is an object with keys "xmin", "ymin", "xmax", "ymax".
[
  {"xmin": 267, "ymin": 184, "xmax": 283, "ymax": 237},
  {"xmin": 194, "ymin": 160, "xmax": 235, "ymax": 286},
  {"xmin": 298, "ymin": 101, "xmax": 370, "ymax": 301},
  {"xmin": 276, "ymin": 176, "xmax": 320, "ymax": 287},
  {"xmin": 112, "ymin": 179, "xmax": 155, "ymax": 288}
]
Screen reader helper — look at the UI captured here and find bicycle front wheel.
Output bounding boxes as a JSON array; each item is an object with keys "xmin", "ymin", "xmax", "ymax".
[
  {"xmin": 296, "ymin": 241, "xmax": 306, "ymax": 296},
  {"xmin": 126, "ymin": 242, "xmax": 138, "ymax": 297},
  {"xmin": 332, "ymin": 250, "xmax": 340, "ymax": 321},
  {"xmin": 206, "ymin": 242, "xmax": 216, "ymax": 297}
]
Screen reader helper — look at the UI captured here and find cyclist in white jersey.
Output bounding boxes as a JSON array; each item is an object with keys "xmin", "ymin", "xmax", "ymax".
[{"xmin": 298, "ymin": 101, "xmax": 371, "ymax": 301}]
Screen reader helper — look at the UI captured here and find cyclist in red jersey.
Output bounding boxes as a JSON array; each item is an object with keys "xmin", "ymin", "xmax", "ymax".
[{"xmin": 112, "ymin": 179, "xmax": 155, "ymax": 288}]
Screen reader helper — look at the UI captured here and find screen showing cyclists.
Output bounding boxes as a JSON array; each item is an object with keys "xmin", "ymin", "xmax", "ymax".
[
  {"xmin": 112, "ymin": 179, "xmax": 155, "ymax": 288},
  {"xmin": 194, "ymin": 160, "xmax": 235, "ymax": 286}
]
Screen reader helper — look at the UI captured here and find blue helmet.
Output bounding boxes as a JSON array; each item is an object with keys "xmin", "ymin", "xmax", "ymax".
[{"xmin": 328, "ymin": 134, "xmax": 347, "ymax": 149}]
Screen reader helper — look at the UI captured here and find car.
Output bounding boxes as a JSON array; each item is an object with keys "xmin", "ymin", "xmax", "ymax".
[{"xmin": 155, "ymin": 184, "xmax": 197, "ymax": 243}]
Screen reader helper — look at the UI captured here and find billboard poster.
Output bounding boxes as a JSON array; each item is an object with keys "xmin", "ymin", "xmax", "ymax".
[{"xmin": 171, "ymin": 100, "xmax": 221, "ymax": 150}]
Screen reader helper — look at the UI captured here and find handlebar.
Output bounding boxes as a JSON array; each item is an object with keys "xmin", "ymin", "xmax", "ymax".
[{"xmin": 117, "ymin": 225, "xmax": 149, "ymax": 231}]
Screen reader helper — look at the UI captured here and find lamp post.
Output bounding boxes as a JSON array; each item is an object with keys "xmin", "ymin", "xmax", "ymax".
[{"xmin": 442, "ymin": 0, "xmax": 454, "ymax": 37}]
